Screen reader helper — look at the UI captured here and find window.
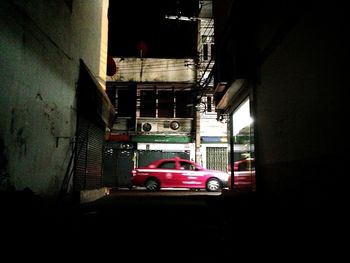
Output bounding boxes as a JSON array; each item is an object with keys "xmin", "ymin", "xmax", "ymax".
[
  {"xmin": 106, "ymin": 86, "xmax": 136, "ymax": 117},
  {"xmin": 237, "ymin": 159, "xmax": 254, "ymax": 171},
  {"xmin": 180, "ymin": 161, "xmax": 195, "ymax": 170},
  {"xmin": 138, "ymin": 88, "xmax": 194, "ymax": 118},
  {"xmin": 175, "ymin": 90, "xmax": 193, "ymax": 118},
  {"xmin": 140, "ymin": 90, "xmax": 156, "ymax": 117},
  {"xmin": 118, "ymin": 90, "xmax": 136, "ymax": 117},
  {"xmin": 211, "ymin": 44, "xmax": 215, "ymax": 57},
  {"xmin": 207, "ymin": 96, "xmax": 212, "ymax": 112},
  {"xmin": 203, "ymin": 44, "xmax": 208, "ymax": 61},
  {"xmin": 158, "ymin": 90, "xmax": 174, "ymax": 118},
  {"xmin": 159, "ymin": 161, "xmax": 176, "ymax": 169}
]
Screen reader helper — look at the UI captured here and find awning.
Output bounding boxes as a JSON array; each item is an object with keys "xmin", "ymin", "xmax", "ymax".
[
  {"xmin": 216, "ymin": 79, "xmax": 246, "ymax": 110},
  {"xmin": 77, "ymin": 60, "xmax": 115, "ymax": 128}
]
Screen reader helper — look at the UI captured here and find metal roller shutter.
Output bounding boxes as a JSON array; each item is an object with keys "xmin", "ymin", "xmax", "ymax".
[{"xmin": 74, "ymin": 117, "xmax": 104, "ymax": 191}]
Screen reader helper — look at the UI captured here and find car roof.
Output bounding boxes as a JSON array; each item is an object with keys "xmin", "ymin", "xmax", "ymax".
[
  {"xmin": 149, "ymin": 157, "xmax": 191, "ymax": 164},
  {"xmin": 144, "ymin": 157, "xmax": 196, "ymax": 167}
]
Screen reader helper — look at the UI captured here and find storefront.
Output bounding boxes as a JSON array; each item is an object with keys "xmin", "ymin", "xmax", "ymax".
[{"xmin": 215, "ymin": 79, "xmax": 256, "ymax": 191}]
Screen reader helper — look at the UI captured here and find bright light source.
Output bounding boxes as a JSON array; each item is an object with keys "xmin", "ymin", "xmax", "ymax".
[
  {"xmin": 232, "ymin": 98, "xmax": 253, "ymax": 136},
  {"xmin": 165, "ymin": 15, "xmax": 199, "ymax": 21}
]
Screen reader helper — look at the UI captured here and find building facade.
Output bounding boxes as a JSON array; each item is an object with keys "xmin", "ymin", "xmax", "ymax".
[
  {"xmin": 212, "ymin": 0, "xmax": 348, "ymax": 207},
  {"xmin": 0, "ymin": 0, "xmax": 113, "ymax": 197},
  {"xmin": 104, "ymin": 58, "xmax": 197, "ymax": 187}
]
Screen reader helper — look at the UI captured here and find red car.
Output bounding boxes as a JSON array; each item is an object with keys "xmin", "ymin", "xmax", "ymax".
[
  {"xmin": 227, "ymin": 158, "xmax": 256, "ymax": 191},
  {"xmin": 131, "ymin": 157, "xmax": 229, "ymax": 192}
]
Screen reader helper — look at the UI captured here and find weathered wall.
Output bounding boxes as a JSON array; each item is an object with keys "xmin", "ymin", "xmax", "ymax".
[
  {"xmin": 108, "ymin": 58, "xmax": 197, "ymax": 83},
  {"xmin": 0, "ymin": 0, "xmax": 109, "ymax": 197}
]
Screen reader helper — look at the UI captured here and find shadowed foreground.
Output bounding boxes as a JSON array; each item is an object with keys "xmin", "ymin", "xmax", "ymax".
[{"xmin": 1, "ymin": 189, "xmax": 347, "ymax": 261}]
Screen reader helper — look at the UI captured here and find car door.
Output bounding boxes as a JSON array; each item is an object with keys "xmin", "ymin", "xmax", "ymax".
[
  {"xmin": 156, "ymin": 160, "xmax": 180, "ymax": 188},
  {"xmin": 178, "ymin": 160, "xmax": 204, "ymax": 188},
  {"xmin": 234, "ymin": 159, "xmax": 255, "ymax": 189}
]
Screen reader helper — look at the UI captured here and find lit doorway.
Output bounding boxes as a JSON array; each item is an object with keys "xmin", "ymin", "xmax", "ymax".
[{"xmin": 229, "ymin": 97, "xmax": 256, "ymax": 191}]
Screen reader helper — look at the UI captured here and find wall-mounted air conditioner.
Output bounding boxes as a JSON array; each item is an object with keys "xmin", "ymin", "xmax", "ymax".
[
  {"xmin": 140, "ymin": 122, "xmax": 158, "ymax": 132},
  {"xmin": 157, "ymin": 119, "xmax": 192, "ymax": 133}
]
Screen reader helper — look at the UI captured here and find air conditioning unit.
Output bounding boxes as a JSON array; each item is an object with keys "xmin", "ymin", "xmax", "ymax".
[
  {"xmin": 157, "ymin": 119, "xmax": 193, "ymax": 133},
  {"xmin": 141, "ymin": 122, "xmax": 158, "ymax": 132}
]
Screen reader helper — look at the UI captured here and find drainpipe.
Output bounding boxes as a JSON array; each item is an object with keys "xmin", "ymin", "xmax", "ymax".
[{"xmin": 195, "ymin": 106, "xmax": 201, "ymax": 165}]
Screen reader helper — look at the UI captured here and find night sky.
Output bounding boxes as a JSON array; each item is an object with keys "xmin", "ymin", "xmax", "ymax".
[{"xmin": 108, "ymin": 0, "xmax": 199, "ymax": 58}]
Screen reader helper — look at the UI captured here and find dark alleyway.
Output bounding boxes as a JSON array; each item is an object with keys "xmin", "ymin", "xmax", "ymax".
[{"xmin": 1, "ymin": 189, "xmax": 347, "ymax": 261}]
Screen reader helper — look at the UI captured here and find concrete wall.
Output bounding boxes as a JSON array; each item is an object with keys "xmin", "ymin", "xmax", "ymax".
[
  {"xmin": 108, "ymin": 58, "xmax": 197, "ymax": 83},
  {"xmin": 0, "ymin": 0, "xmax": 109, "ymax": 197},
  {"xmin": 255, "ymin": 2, "xmax": 348, "ymax": 208}
]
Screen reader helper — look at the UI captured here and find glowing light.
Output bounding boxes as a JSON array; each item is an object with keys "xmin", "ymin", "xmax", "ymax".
[{"xmin": 232, "ymin": 98, "xmax": 253, "ymax": 136}]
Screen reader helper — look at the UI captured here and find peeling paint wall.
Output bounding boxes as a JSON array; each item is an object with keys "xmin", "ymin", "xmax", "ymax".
[{"xmin": 0, "ymin": 0, "xmax": 109, "ymax": 197}]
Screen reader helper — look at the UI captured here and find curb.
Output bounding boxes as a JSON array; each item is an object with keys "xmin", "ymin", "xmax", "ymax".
[{"xmin": 80, "ymin": 187, "xmax": 110, "ymax": 204}]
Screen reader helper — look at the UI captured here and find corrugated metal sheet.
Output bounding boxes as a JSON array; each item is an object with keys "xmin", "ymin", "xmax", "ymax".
[{"xmin": 74, "ymin": 117, "xmax": 104, "ymax": 191}]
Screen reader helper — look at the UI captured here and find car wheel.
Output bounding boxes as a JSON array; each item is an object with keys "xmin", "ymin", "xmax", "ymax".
[
  {"xmin": 145, "ymin": 178, "xmax": 160, "ymax": 191},
  {"xmin": 206, "ymin": 178, "xmax": 221, "ymax": 192}
]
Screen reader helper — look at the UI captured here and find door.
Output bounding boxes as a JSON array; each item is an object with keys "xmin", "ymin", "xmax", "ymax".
[
  {"xmin": 155, "ymin": 160, "xmax": 181, "ymax": 188},
  {"xmin": 116, "ymin": 150, "xmax": 133, "ymax": 187},
  {"xmin": 178, "ymin": 160, "xmax": 204, "ymax": 188},
  {"xmin": 103, "ymin": 142, "xmax": 134, "ymax": 188}
]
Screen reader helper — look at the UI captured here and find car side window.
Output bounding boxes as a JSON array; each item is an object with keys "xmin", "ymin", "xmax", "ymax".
[
  {"xmin": 238, "ymin": 160, "xmax": 255, "ymax": 171},
  {"xmin": 250, "ymin": 161, "xmax": 255, "ymax": 170},
  {"xmin": 180, "ymin": 162, "xmax": 189, "ymax": 170},
  {"xmin": 238, "ymin": 162, "xmax": 248, "ymax": 171},
  {"xmin": 180, "ymin": 162, "xmax": 196, "ymax": 170},
  {"xmin": 159, "ymin": 161, "xmax": 176, "ymax": 169}
]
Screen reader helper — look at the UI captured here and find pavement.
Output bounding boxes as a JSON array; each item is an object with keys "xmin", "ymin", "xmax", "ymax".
[{"xmin": 1, "ymin": 188, "xmax": 347, "ymax": 261}]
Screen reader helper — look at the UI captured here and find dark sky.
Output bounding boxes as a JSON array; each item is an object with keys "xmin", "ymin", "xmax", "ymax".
[{"xmin": 108, "ymin": 0, "xmax": 199, "ymax": 58}]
